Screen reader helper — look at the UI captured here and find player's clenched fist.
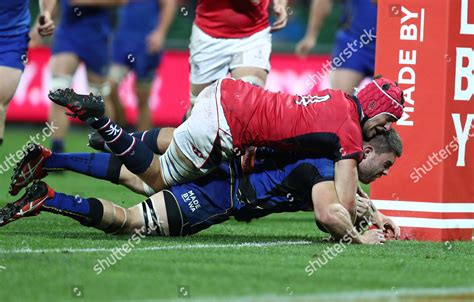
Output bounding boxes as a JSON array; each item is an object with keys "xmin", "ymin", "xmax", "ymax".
[
  {"xmin": 360, "ymin": 229, "xmax": 386, "ymax": 244},
  {"xmin": 37, "ymin": 11, "xmax": 55, "ymax": 37}
]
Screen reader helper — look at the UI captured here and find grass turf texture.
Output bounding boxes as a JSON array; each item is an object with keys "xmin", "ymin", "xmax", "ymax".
[{"xmin": 0, "ymin": 125, "xmax": 472, "ymax": 301}]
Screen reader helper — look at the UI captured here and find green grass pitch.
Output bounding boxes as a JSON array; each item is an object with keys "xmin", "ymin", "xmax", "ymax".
[{"xmin": 0, "ymin": 125, "xmax": 472, "ymax": 301}]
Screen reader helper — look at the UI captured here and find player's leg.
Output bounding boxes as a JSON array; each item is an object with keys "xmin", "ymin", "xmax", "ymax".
[
  {"xmin": 0, "ymin": 33, "xmax": 29, "ymax": 146},
  {"xmin": 184, "ymin": 83, "xmax": 214, "ymax": 119},
  {"xmin": 49, "ymin": 78, "xmax": 234, "ymax": 192},
  {"xmin": 231, "ymin": 67, "xmax": 267, "ymax": 88},
  {"xmin": 49, "ymin": 53, "xmax": 80, "ymax": 153},
  {"xmin": 92, "ymin": 163, "xmax": 235, "ymax": 236},
  {"xmin": 0, "ymin": 66, "xmax": 22, "ymax": 146},
  {"xmin": 88, "ymin": 70, "xmax": 110, "ymax": 114},
  {"xmin": 88, "ymin": 127, "xmax": 174, "ymax": 155},
  {"xmin": 135, "ymin": 80, "xmax": 152, "ymax": 131},
  {"xmin": 329, "ymin": 30, "xmax": 370, "ymax": 94},
  {"xmin": 8, "ymin": 141, "xmax": 161, "ymax": 197},
  {"xmin": 106, "ymin": 64, "xmax": 128, "ymax": 126},
  {"xmin": 48, "ymin": 86, "xmax": 172, "ymax": 191},
  {"xmin": 186, "ymin": 24, "xmax": 230, "ymax": 117},
  {"xmin": 134, "ymin": 46, "xmax": 163, "ymax": 131},
  {"xmin": 119, "ymin": 127, "xmax": 174, "ymax": 155},
  {"xmin": 329, "ymin": 68, "xmax": 365, "ymax": 94},
  {"xmin": 8, "ymin": 143, "xmax": 122, "ymax": 195},
  {"xmin": 0, "ymin": 181, "xmax": 188, "ymax": 236},
  {"xmin": 90, "ymin": 190, "xmax": 186, "ymax": 236}
]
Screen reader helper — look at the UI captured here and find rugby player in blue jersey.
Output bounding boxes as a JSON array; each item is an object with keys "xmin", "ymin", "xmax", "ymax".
[
  {"xmin": 1, "ymin": 130, "xmax": 401, "ymax": 244},
  {"xmin": 106, "ymin": 0, "xmax": 176, "ymax": 131},
  {"xmin": 47, "ymin": 0, "xmax": 125, "ymax": 153},
  {"xmin": 0, "ymin": 0, "xmax": 56, "ymax": 146},
  {"xmin": 296, "ymin": 0, "xmax": 377, "ymax": 93}
]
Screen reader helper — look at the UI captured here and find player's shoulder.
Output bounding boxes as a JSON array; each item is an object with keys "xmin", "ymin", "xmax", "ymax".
[
  {"xmin": 285, "ymin": 158, "xmax": 335, "ymax": 183},
  {"xmin": 325, "ymin": 89, "xmax": 352, "ymax": 102}
]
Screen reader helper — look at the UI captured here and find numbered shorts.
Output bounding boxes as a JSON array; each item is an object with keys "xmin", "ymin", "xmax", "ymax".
[
  {"xmin": 112, "ymin": 31, "xmax": 162, "ymax": 81},
  {"xmin": 189, "ymin": 24, "xmax": 272, "ymax": 84},
  {"xmin": 52, "ymin": 26, "xmax": 110, "ymax": 76},
  {"xmin": 332, "ymin": 30, "xmax": 375, "ymax": 77}
]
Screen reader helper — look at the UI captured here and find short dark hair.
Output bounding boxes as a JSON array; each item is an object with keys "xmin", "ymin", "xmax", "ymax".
[{"xmin": 366, "ymin": 128, "xmax": 403, "ymax": 157}]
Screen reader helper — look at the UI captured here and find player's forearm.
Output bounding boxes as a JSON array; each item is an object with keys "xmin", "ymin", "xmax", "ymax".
[
  {"xmin": 39, "ymin": 0, "xmax": 57, "ymax": 15},
  {"xmin": 312, "ymin": 182, "xmax": 365, "ymax": 244},
  {"xmin": 305, "ymin": 0, "xmax": 333, "ymax": 39},
  {"xmin": 334, "ymin": 159, "xmax": 358, "ymax": 221},
  {"xmin": 317, "ymin": 203, "xmax": 365, "ymax": 244},
  {"xmin": 156, "ymin": 0, "xmax": 177, "ymax": 35},
  {"xmin": 69, "ymin": 0, "xmax": 127, "ymax": 7}
]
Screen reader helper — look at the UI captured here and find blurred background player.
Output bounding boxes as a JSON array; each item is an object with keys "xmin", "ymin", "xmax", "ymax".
[
  {"xmin": 47, "ymin": 0, "xmax": 125, "ymax": 153},
  {"xmin": 106, "ymin": 0, "xmax": 177, "ymax": 131},
  {"xmin": 0, "ymin": 0, "xmax": 55, "ymax": 146},
  {"xmin": 185, "ymin": 0, "xmax": 289, "ymax": 117},
  {"xmin": 295, "ymin": 0, "xmax": 377, "ymax": 93}
]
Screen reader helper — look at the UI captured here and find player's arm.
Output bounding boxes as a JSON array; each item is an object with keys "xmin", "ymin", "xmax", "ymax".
[
  {"xmin": 146, "ymin": 0, "xmax": 177, "ymax": 54},
  {"xmin": 312, "ymin": 182, "xmax": 385, "ymax": 244},
  {"xmin": 356, "ymin": 195, "xmax": 401, "ymax": 239},
  {"xmin": 69, "ymin": 0, "xmax": 127, "ymax": 6},
  {"xmin": 334, "ymin": 158, "xmax": 358, "ymax": 220},
  {"xmin": 37, "ymin": 0, "xmax": 57, "ymax": 36},
  {"xmin": 271, "ymin": 0, "xmax": 288, "ymax": 32},
  {"xmin": 295, "ymin": 0, "xmax": 333, "ymax": 57}
]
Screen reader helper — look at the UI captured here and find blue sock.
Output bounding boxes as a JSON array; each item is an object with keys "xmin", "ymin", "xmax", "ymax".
[
  {"xmin": 44, "ymin": 152, "xmax": 121, "ymax": 183},
  {"xmin": 89, "ymin": 117, "xmax": 154, "ymax": 174},
  {"xmin": 131, "ymin": 128, "xmax": 161, "ymax": 154},
  {"xmin": 42, "ymin": 193, "xmax": 103, "ymax": 226}
]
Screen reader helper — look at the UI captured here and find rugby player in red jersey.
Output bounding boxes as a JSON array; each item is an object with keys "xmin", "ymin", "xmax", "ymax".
[
  {"xmin": 16, "ymin": 76, "xmax": 404, "ymax": 225},
  {"xmin": 186, "ymin": 0, "xmax": 288, "ymax": 116}
]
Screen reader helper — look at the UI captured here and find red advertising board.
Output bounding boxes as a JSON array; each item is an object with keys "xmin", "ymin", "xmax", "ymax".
[
  {"xmin": 372, "ymin": 0, "xmax": 474, "ymax": 240},
  {"xmin": 8, "ymin": 49, "xmax": 332, "ymax": 127}
]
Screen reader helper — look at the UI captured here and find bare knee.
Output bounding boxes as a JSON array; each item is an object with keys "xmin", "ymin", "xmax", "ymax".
[
  {"xmin": 0, "ymin": 66, "xmax": 22, "ymax": 105},
  {"xmin": 124, "ymin": 191, "xmax": 185, "ymax": 236}
]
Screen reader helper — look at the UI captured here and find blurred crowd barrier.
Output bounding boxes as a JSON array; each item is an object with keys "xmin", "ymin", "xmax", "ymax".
[{"xmin": 9, "ymin": 47, "xmax": 333, "ymax": 127}]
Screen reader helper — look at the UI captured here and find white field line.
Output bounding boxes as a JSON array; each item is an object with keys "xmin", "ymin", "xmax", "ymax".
[
  {"xmin": 0, "ymin": 240, "xmax": 312, "ymax": 254},
  {"xmin": 157, "ymin": 287, "xmax": 474, "ymax": 302}
]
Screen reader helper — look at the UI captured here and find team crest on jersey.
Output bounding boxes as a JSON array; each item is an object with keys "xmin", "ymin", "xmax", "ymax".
[{"xmin": 295, "ymin": 94, "xmax": 330, "ymax": 107}]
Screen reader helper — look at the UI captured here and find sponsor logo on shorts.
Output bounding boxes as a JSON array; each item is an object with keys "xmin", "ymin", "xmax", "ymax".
[
  {"xmin": 192, "ymin": 145, "xmax": 204, "ymax": 159},
  {"xmin": 181, "ymin": 190, "xmax": 201, "ymax": 213}
]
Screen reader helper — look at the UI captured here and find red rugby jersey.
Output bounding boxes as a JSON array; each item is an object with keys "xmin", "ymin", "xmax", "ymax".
[
  {"xmin": 219, "ymin": 78, "xmax": 364, "ymax": 162},
  {"xmin": 195, "ymin": 0, "xmax": 270, "ymax": 38}
]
